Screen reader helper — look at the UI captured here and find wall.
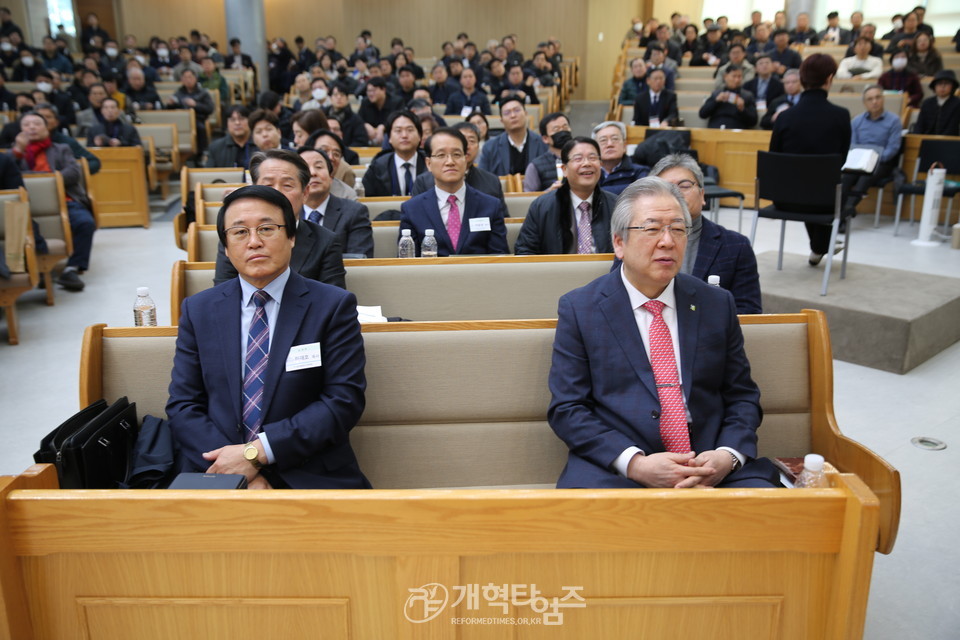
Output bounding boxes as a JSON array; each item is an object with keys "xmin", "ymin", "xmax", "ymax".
[
  {"xmin": 115, "ymin": 0, "xmax": 226, "ymax": 48},
  {"xmin": 585, "ymin": 0, "xmax": 644, "ymax": 102}
]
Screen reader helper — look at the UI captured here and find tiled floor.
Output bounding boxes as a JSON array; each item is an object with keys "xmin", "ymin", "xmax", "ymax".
[{"xmin": 2, "ymin": 120, "xmax": 959, "ymax": 638}]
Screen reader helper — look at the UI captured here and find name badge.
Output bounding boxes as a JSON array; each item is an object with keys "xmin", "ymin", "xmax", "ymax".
[
  {"xmin": 469, "ymin": 217, "xmax": 491, "ymax": 232},
  {"xmin": 460, "ymin": 106, "xmax": 474, "ymax": 117},
  {"xmin": 757, "ymin": 99, "xmax": 767, "ymax": 111},
  {"xmin": 285, "ymin": 342, "xmax": 322, "ymax": 371},
  {"xmin": 649, "ymin": 117, "xmax": 660, "ymax": 128}
]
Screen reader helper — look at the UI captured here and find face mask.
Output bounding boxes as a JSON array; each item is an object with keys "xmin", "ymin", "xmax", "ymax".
[
  {"xmin": 271, "ymin": 44, "xmax": 279, "ymax": 53},
  {"xmin": 21, "ymin": 56, "xmax": 33, "ymax": 67},
  {"xmin": 633, "ymin": 23, "xmax": 643, "ymax": 33},
  {"xmin": 1, "ymin": 43, "xmax": 12, "ymax": 52},
  {"xmin": 893, "ymin": 19, "xmax": 903, "ymax": 29},
  {"xmin": 891, "ymin": 57, "xmax": 907, "ymax": 70},
  {"xmin": 157, "ymin": 48, "xmax": 169, "ymax": 57},
  {"xmin": 105, "ymin": 47, "xmax": 118, "ymax": 57},
  {"xmin": 550, "ymin": 130, "xmax": 572, "ymax": 149},
  {"xmin": 36, "ymin": 81, "xmax": 52, "ymax": 93},
  {"xmin": 312, "ymin": 88, "xmax": 327, "ymax": 101}
]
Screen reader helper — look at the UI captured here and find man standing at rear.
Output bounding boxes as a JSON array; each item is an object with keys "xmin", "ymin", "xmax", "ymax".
[{"xmin": 548, "ymin": 177, "xmax": 779, "ymax": 488}]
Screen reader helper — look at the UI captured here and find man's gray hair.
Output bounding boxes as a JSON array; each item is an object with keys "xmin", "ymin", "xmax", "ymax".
[
  {"xmin": 783, "ymin": 69, "xmax": 800, "ymax": 80},
  {"xmin": 650, "ymin": 152, "xmax": 704, "ymax": 187},
  {"xmin": 862, "ymin": 83, "xmax": 883, "ymax": 99},
  {"xmin": 610, "ymin": 177, "xmax": 691, "ymax": 244},
  {"xmin": 591, "ymin": 120, "xmax": 626, "ymax": 140}
]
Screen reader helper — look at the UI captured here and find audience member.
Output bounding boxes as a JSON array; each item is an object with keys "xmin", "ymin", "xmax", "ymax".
[
  {"xmin": 427, "ymin": 63, "xmax": 458, "ymax": 105},
  {"xmin": 199, "ymin": 56, "xmax": 228, "ymax": 105},
  {"xmin": 768, "ymin": 29, "xmax": 802, "ymax": 75},
  {"xmin": 618, "ymin": 58, "xmax": 649, "ymax": 106},
  {"xmin": 789, "ymin": 13, "xmax": 820, "ymax": 45},
  {"xmin": 680, "ymin": 25, "xmax": 700, "ymax": 57},
  {"xmin": 357, "ymin": 76, "xmax": 402, "ymax": 146},
  {"xmin": 837, "ymin": 37, "xmax": 884, "ymax": 79},
  {"xmin": 760, "ymin": 69, "xmax": 802, "ymax": 129},
  {"xmin": 713, "ymin": 44, "xmax": 754, "ymax": 90},
  {"xmin": 249, "ymin": 109, "xmax": 289, "ymax": 152},
  {"xmin": 886, "ymin": 12, "xmax": 921, "ymax": 52},
  {"xmin": 842, "ymin": 86, "xmax": 903, "ymax": 210},
  {"xmin": 87, "ymin": 97, "xmax": 140, "ymax": 147},
  {"xmin": 743, "ymin": 55, "xmax": 783, "ymax": 110},
  {"xmin": 125, "ymin": 67, "xmax": 161, "ymax": 111},
  {"xmin": 699, "ymin": 66, "xmax": 758, "ymax": 129},
  {"xmin": 167, "ymin": 68, "xmax": 214, "ymax": 151},
  {"xmin": 515, "ymin": 137, "xmax": 616, "ymax": 255},
  {"xmin": 305, "ymin": 129, "xmax": 360, "ymax": 201},
  {"xmin": 818, "ymin": 11, "xmax": 851, "ymax": 45},
  {"xmin": 206, "ymin": 105, "xmax": 256, "ymax": 168},
  {"xmin": 915, "ymin": 70, "xmax": 960, "ymax": 136},
  {"xmin": 633, "ymin": 68, "xmax": 678, "ymax": 127},
  {"xmin": 445, "ymin": 67, "xmax": 491, "ymax": 116},
  {"xmin": 644, "ymin": 43, "xmax": 677, "ymax": 90},
  {"xmin": 844, "ymin": 24, "xmax": 884, "ymax": 59},
  {"xmin": 361, "ymin": 110, "xmax": 426, "ymax": 196},
  {"xmin": 746, "ymin": 24, "xmax": 772, "ymax": 60},
  {"xmin": 326, "ymin": 83, "xmax": 367, "ymax": 147},
  {"xmin": 849, "ymin": 11, "xmax": 864, "ymax": 40},
  {"xmin": 478, "ymin": 96, "xmax": 548, "ymax": 176},
  {"xmin": 399, "ymin": 127, "xmax": 506, "ymax": 256},
  {"xmin": 691, "ymin": 25, "xmax": 727, "ymax": 67},
  {"xmin": 214, "ymin": 149, "xmax": 345, "ymax": 287},
  {"xmin": 291, "ymin": 108, "xmax": 328, "ymax": 148},
  {"xmin": 522, "ymin": 112, "xmax": 571, "ymax": 192},
  {"xmin": 878, "ymin": 50, "xmax": 923, "ymax": 108},
  {"xmin": 592, "ymin": 121, "xmax": 648, "ymax": 195},
  {"xmin": 297, "ymin": 146, "xmax": 372, "ymax": 258},
  {"xmin": 907, "ymin": 32, "xmax": 943, "ymax": 78},
  {"xmin": 40, "ymin": 35, "xmax": 72, "ymax": 74}
]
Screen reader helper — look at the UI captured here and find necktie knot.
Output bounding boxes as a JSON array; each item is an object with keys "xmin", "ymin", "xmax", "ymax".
[
  {"xmin": 253, "ymin": 290, "xmax": 270, "ymax": 308},
  {"xmin": 447, "ymin": 194, "xmax": 458, "ymax": 206},
  {"xmin": 642, "ymin": 299, "xmax": 665, "ymax": 317},
  {"xmin": 308, "ymin": 209, "xmax": 320, "ymax": 224},
  {"xmin": 578, "ymin": 201, "xmax": 590, "ymax": 218}
]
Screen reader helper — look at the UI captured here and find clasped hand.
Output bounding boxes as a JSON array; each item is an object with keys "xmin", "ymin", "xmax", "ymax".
[{"xmin": 627, "ymin": 450, "xmax": 734, "ymax": 488}]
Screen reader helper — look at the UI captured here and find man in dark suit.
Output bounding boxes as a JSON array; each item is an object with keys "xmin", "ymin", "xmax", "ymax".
[
  {"xmin": 206, "ymin": 105, "xmax": 257, "ymax": 168},
  {"xmin": 515, "ymin": 137, "xmax": 617, "ymax": 255},
  {"xmin": 818, "ymin": 11, "xmax": 852, "ymax": 45},
  {"xmin": 411, "ymin": 121, "xmax": 507, "ymax": 218},
  {"xmin": 225, "ymin": 38, "xmax": 254, "ymax": 72},
  {"xmin": 478, "ymin": 96, "xmax": 548, "ymax": 176},
  {"xmin": 361, "ymin": 110, "xmax": 427, "ymax": 197},
  {"xmin": 547, "ymin": 177, "xmax": 779, "ymax": 489},
  {"xmin": 214, "ymin": 149, "xmax": 345, "ymax": 288},
  {"xmin": 399, "ymin": 127, "xmax": 507, "ymax": 256},
  {"xmin": 768, "ymin": 29, "xmax": 803, "ymax": 76},
  {"xmin": 297, "ymin": 146, "xmax": 373, "ymax": 258},
  {"xmin": 632, "ymin": 68, "xmax": 678, "ymax": 127},
  {"xmin": 650, "ymin": 154, "xmax": 761, "ymax": 313},
  {"xmin": 167, "ymin": 185, "xmax": 369, "ymax": 490},
  {"xmin": 743, "ymin": 55, "xmax": 784, "ymax": 110},
  {"xmin": 699, "ymin": 65, "xmax": 758, "ymax": 129},
  {"xmin": 86, "ymin": 98, "xmax": 141, "ymax": 147}
]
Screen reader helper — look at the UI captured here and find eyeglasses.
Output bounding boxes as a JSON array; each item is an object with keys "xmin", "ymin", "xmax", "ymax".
[
  {"xmin": 225, "ymin": 223, "xmax": 286, "ymax": 242},
  {"xmin": 595, "ymin": 136, "xmax": 623, "ymax": 145},
  {"xmin": 567, "ymin": 153, "xmax": 600, "ymax": 165},
  {"xmin": 626, "ymin": 224, "xmax": 691, "ymax": 239},
  {"xmin": 501, "ymin": 107, "xmax": 525, "ymax": 117},
  {"xmin": 430, "ymin": 151, "xmax": 465, "ymax": 162}
]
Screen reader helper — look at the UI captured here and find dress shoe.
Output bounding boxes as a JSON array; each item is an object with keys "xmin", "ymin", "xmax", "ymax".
[{"xmin": 55, "ymin": 269, "xmax": 85, "ymax": 291}]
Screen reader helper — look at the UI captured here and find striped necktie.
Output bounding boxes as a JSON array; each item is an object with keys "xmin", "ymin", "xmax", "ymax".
[{"xmin": 242, "ymin": 290, "xmax": 270, "ymax": 442}]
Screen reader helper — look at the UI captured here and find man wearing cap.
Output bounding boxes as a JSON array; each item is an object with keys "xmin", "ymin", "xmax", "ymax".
[{"xmin": 915, "ymin": 70, "xmax": 960, "ymax": 136}]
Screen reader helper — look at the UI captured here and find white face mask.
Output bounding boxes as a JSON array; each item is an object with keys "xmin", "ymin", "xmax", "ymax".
[
  {"xmin": 312, "ymin": 88, "xmax": 327, "ymax": 101},
  {"xmin": 105, "ymin": 47, "xmax": 118, "ymax": 57},
  {"xmin": 633, "ymin": 23, "xmax": 643, "ymax": 33},
  {"xmin": 157, "ymin": 48, "xmax": 169, "ymax": 58},
  {"xmin": 271, "ymin": 44, "xmax": 279, "ymax": 53},
  {"xmin": 36, "ymin": 81, "xmax": 52, "ymax": 93},
  {"xmin": 891, "ymin": 57, "xmax": 907, "ymax": 70},
  {"xmin": 21, "ymin": 56, "xmax": 33, "ymax": 67},
  {"xmin": 893, "ymin": 19, "xmax": 903, "ymax": 29},
  {"xmin": 1, "ymin": 42, "xmax": 12, "ymax": 52}
]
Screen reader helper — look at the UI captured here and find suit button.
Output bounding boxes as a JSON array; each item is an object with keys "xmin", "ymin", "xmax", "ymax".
[{"xmin": 651, "ymin": 411, "xmax": 660, "ymax": 419}]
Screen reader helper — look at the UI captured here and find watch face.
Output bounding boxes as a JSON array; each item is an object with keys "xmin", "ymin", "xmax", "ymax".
[{"xmin": 244, "ymin": 445, "xmax": 257, "ymax": 460}]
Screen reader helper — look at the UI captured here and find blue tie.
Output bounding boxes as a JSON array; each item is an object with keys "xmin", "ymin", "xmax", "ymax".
[
  {"xmin": 402, "ymin": 162, "xmax": 413, "ymax": 196},
  {"xmin": 308, "ymin": 209, "xmax": 321, "ymax": 224},
  {"xmin": 651, "ymin": 94, "xmax": 659, "ymax": 115},
  {"xmin": 242, "ymin": 290, "xmax": 270, "ymax": 442}
]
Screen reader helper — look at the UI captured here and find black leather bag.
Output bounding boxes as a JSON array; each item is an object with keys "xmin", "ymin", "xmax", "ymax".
[{"xmin": 34, "ymin": 398, "xmax": 139, "ymax": 489}]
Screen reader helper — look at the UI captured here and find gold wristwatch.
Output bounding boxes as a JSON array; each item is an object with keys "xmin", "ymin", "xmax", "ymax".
[{"xmin": 243, "ymin": 443, "xmax": 262, "ymax": 470}]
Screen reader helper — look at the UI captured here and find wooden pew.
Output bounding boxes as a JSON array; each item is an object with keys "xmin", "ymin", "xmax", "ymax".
[{"xmin": 85, "ymin": 147, "xmax": 151, "ymax": 228}]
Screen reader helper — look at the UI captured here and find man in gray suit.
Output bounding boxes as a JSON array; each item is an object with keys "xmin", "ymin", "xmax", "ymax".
[{"xmin": 297, "ymin": 146, "xmax": 373, "ymax": 258}]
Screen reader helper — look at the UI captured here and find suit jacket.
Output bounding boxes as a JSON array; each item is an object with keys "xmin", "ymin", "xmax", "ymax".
[
  {"xmin": 699, "ymin": 88, "xmax": 759, "ymax": 129},
  {"xmin": 412, "ymin": 165, "xmax": 507, "ymax": 218},
  {"xmin": 770, "ymin": 90, "xmax": 850, "ymax": 156},
  {"xmin": 817, "ymin": 27, "xmax": 852, "ymax": 45},
  {"xmin": 206, "ymin": 135, "xmax": 257, "ymax": 168},
  {"xmin": 10, "ymin": 142, "xmax": 90, "ymax": 209},
  {"xmin": 87, "ymin": 120, "xmax": 142, "ymax": 147},
  {"xmin": 743, "ymin": 76, "xmax": 785, "ymax": 104},
  {"xmin": 693, "ymin": 217, "xmax": 762, "ymax": 314},
  {"xmin": 214, "ymin": 219, "xmax": 346, "ymax": 288},
  {"xmin": 310, "ymin": 195, "xmax": 374, "ymax": 258},
  {"xmin": 633, "ymin": 89, "xmax": 679, "ymax": 126},
  {"xmin": 361, "ymin": 151, "xmax": 427, "ymax": 197},
  {"xmin": 478, "ymin": 130, "xmax": 549, "ymax": 177},
  {"xmin": 166, "ymin": 271, "xmax": 370, "ymax": 489},
  {"xmin": 548, "ymin": 271, "xmax": 774, "ymax": 488},
  {"xmin": 514, "ymin": 184, "xmax": 617, "ymax": 255},
  {"xmin": 399, "ymin": 184, "xmax": 508, "ymax": 256}
]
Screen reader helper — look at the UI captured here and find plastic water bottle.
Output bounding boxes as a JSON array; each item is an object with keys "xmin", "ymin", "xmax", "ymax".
[
  {"xmin": 398, "ymin": 229, "xmax": 416, "ymax": 258},
  {"xmin": 133, "ymin": 287, "xmax": 157, "ymax": 326},
  {"xmin": 421, "ymin": 229, "xmax": 438, "ymax": 258},
  {"xmin": 555, "ymin": 158, "xmax": 563, "ymax": 181},
  {"xmin": 794, "ymin": 453, "xmax": 828, "ymax": 488},
  {"xmin": 708, "ymin": 275, "xmax": 721, "ymax": 287}
]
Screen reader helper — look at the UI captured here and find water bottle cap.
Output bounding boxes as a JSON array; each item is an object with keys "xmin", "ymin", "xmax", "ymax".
[
  {"xmin": 425, "ymin": 229, "xmax": 435, "ymax": 236},
  {"xmin": 707, "ymin": 275, "xmax": 720, "ymax": 285},
  {"xmin": 401, "ymin": 229, "xmax": 412, "ymax": 236},
  {"xmin": 137, "ymin": 287, "xmax": 150, "ymax": 297},
  {"xmin": 803, "ymin": 453, "xmax": 825, "ymax": 472}
]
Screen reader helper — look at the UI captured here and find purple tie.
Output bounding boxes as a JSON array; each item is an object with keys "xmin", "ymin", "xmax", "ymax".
[
  {"xmin": 446, "ymin": 194, "xmax": 461, "ymax": 251},
  {"xmin": 576, "ymin": 201, "xmax": 593, "ymax": 254},
  {"xmin": 242, "ymin": 290, "xmax": 270, "ymax": 442}
]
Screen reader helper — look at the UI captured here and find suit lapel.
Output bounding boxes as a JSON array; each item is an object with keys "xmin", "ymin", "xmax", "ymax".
[
  {"xmin": 674, "ymin": 275, "xmax": 700, "ymax": 400},
  {"xmin": 322, "ymin": 196, "xmax": 341, "ymax": 232},
  {"xmin": 691, "ymin": 217, "xmax": 721, "ymax": 280},
  {"xmin": 421, "ymin": 193, "xmax": 451, "ymax": 251},
  {"xmin": 597, "ymin": 272, "xmax": 658, "ymax": 400},
  {"xmin": 289, "ymin": 221, "xmax": 314, "ymax": 273},
  {"xmin": 259, "ymin": 274, "xmax": 309, "ymax": 421},
  {"xmin": 458, "ymin": 188, "xmax": 478, "ymax": 250},
  {"xmin": 217, "ymin": 280, "xmax": 244, "ymax": 437}
]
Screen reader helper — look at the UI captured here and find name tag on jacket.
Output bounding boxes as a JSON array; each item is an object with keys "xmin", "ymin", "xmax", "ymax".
[
  {"xmin": 469, "ymin": 217, "xmax": 491, "ymax": 232},
  {"xmin": 286, "ymin": 342, "xmax": 322, "ymax": 371}
]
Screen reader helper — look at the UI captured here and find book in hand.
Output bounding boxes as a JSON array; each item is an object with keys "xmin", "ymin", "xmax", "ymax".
[
  {"xmin": 842, "ymin": 147, "xmax": 880, "ymax": 174},
  {"xmin": 167, "ymin": 473, "xmax": 249, "ymax": 489}
]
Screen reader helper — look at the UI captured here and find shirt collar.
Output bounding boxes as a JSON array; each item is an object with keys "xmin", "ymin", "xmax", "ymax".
[
  {"xmin": 507, "ymin": 130, "xmax": 528, "ymax": 152},
  {"xmin": 238, "ymin": 266, "xmax": 291, "ymax": 307},
  {"xmin": 620, "ymin": 267, "xmax": 677, "ymax": 311},
  {"xmin": 435, "ymin": 182, "xmax": 467, "ymax": 208}
]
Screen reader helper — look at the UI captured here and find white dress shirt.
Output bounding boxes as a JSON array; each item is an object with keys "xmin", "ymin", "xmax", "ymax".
[{"xmin": 434, "ymin": 183, "xmax": 467, "ymax": 226}]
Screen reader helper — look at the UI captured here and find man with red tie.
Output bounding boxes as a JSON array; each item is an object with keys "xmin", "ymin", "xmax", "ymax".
[
  {"xmin": 547, "ymin": 176, "xmax": 780, "ymax": 489},
  {"xmin": 398, "ymin": 127, "xmax": 507, "ymax": 256}
]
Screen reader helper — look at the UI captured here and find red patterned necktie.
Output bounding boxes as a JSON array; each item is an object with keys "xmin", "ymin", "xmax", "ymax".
[
  {"xmin": 446, "ymin": 194, "xmax": 461, "ymax": 251},
  {"xmin": 641, "ymin": 300, "xmax": 692, "ymax": 453}
]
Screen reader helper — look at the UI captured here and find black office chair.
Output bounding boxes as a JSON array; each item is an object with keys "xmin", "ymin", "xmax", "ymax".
[
  {"xmin": 893, "ymin": 139, "xmax": 960, "ymax": 236},
  {"xmin": 750, "ymin": 151, "xmax": 845, "ymax": 296}
]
